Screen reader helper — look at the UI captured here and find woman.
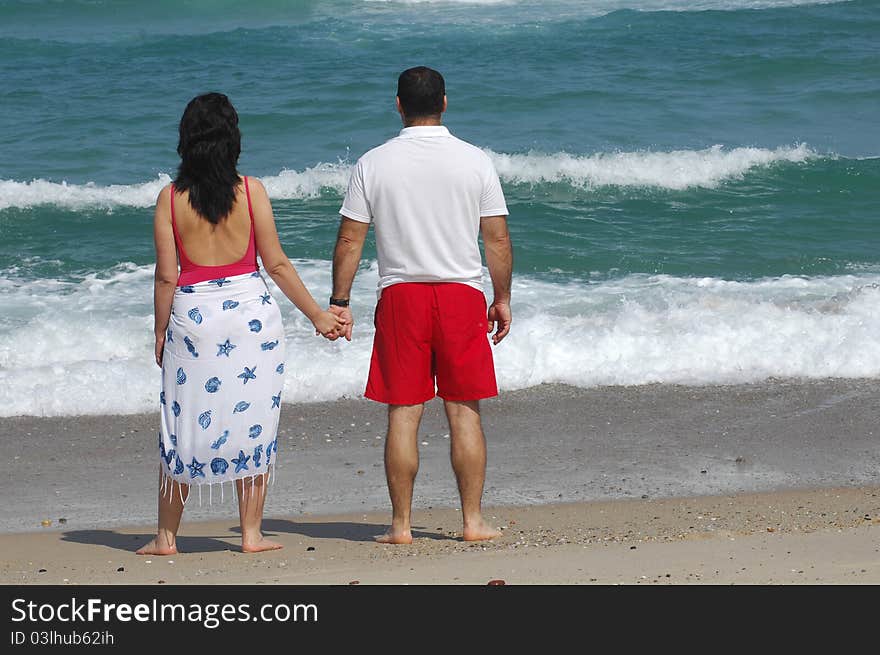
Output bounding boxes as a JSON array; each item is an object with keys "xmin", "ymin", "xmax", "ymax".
[{"xmin": 137, "ymin": 93, "xmax": 344, "ymax": 555}]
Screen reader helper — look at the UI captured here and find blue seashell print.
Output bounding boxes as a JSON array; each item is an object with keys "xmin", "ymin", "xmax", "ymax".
[
  {"xmin": 180, "ymin": 285, "xmax": 195, "ymax": 294},
  {"xmin": 187, "ymin": 307, "xmax": 203, "ymax": 324},
  {"xmin": 176, "ymin": 367, "xmax": 186, "ymax": 385},
  {"xmin": 260, "ymin": 340, "xmax": 279, "ymax": 351},
  {"xmin": 250, "ymin": 271, "xmax": 261, "ymax": 278},
  {"xmin": 159, "ymin": 440, "xmax": 166, "ymax": 461},
  {"xmin": 210, "ymin": 430, "xmax": 229, "ymax": 450},
  {"xmin": 163, "ymin": 447, "xmax": 175, "ymax": 468},
  {"xmin": 166, "ymin": 328, "xmax": 173, "ymax": 342},
  {"xmin": 237, "ymin": 366, "xmax": 257, "ymax": 384},
  {"xmin": 222, "ymin": 300, "xmax": 239, "ymax": 311},
  {"xmin": 233, "ymin": 401, "xmax": 251, "ymax": 414},
  {"xmin": 253, "ymin": 444, "xmax": 263, "ymax": 468},
  {"xmin": 265, "ymin": 441, "xmax": 272, "ymax": 465},
  {"xmin": 198, "ymin": 410, "xmax": 212, "ymax": 430},
  {"xmin": 160, "ymin": 391, "xmax": 166, "ymax": 405},
  {"xmin": 248, "ymin": 319, "xmax": 262, "ymax": 333},
  {"xmin": 169, "ymin": 433, "xmax": 177, "ymax": 447},
  {"xmin": 276, "ymin": 363, "xmax": 284, "ymax": 374},
  {"xmin": 248, "ymin": 424, "xmax": 262, "ymax": 439},
  {"xmin": 173, "ymin": 454, "xmax": 184, "ymax": 475},
  {"xmin": 260, "ymin": 293, "xmax": 272, "ymax": 305},
  {"xmin": 271, "ymin": 392, "xmax": 281, "ymax": 409},
  {"xmin": 184, "ymin": 336, "xmax": 199, "ymax": 357},
  {"xmin": 187, "ymin": 457, "xmax": 205, "ymax": 479},
  {"xmin": 232, "ymin": 450, "xmax": 250, "ymax": 473},
  {"xmin": 210, "ymin": 458, "xmax": 228, "ymax": 475},
  {"xmin": 204, "ymin": 377, "xmax": 222, "ymax": 393},
  {"xmin": 209, "ymin": 278, "xmax": 230, "ymax": 287},
  {"xmin": 216, "ymin": 339, "xmax": 236, "ymax": 357},
  {"xmin": 171, "ymin": 401, "xmax": 181, "ymax": 417}
]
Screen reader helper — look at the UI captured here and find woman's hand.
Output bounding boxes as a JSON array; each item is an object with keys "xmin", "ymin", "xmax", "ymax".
[
  {"xmin": 155, "ymin": 331, "xmax": 166, "ymax": 367},
  {"xmin": 313, "ymin": 310, "xmax": 348, "ymax": 340}
]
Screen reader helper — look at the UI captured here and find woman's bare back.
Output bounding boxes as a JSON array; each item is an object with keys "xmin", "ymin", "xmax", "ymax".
[{"xmin": 172, "ymin": 179, "xmax": 252, "ymax": 266}]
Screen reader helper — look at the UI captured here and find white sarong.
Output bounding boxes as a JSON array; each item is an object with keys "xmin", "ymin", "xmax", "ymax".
[{"xmin": 158, "ymin": 271, "xmax": 285, "ymax": 497}]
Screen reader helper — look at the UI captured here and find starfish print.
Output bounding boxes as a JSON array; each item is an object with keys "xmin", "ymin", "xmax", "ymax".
[
  {"xmin": 232, "ymin": 450, "xmax": 250, "ymax": 474},
  {"xmin": 260, "ymin": 293, "xmax": 272, "ymax": 305},
  {"xmin": 271, "ymin": 392, "xmax": 281, "ymax": 409},
  {"xmin": 238, "ymin": 366, "xmax": 257, "ymax": 384},
  {"xmin": 187, "ymin": 457, "xmax": 205, "ymax": 479},
  {"xmin": 217, "ymin": 339, "xmax": 236, "ymax": 357},
  {"xmin": 209, "ymin": 278, "xmax": 230, "ymax": 287}
]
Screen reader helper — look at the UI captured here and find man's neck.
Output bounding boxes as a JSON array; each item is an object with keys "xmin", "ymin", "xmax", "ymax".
[{"xmin": 402, "ymin": 116, "xmax": 443, "ymax": 128}]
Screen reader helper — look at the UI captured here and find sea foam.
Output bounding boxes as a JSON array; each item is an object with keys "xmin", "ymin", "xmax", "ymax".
[
  {"xmin": 1, "ymin": 260, "xmax": 878, "ymax": 417},
  {"xmin": 0, "ymin": 144, "xmax": 820, "ymax": 210}
]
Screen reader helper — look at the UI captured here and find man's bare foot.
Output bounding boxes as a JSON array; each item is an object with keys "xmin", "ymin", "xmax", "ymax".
[
  {"xmin": 462, "ymin": 520, "xmax": 502, "ymax": 542},
  {"xmin": 241, "ymin": 537, "xmax": 283, "ymax": 553},
  {"xmin": 375, "ymin": 528, "xmax": 413, "ymax": 544},
  {"xmin": 136, "ymin": 538, "xmax": 177, "ymax": 556}
]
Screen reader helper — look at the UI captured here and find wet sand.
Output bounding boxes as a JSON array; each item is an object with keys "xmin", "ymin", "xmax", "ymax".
[{"xmin": 2, "ymin": 380, "xmax": 878, "ymax": 583}]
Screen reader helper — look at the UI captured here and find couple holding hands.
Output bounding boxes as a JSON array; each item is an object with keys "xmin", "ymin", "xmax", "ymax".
[{"xmin": 139, "ymin": 66, "xmax": 513, "ymax": 556}]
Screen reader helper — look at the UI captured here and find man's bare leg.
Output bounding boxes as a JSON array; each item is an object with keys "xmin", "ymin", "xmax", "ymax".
[
  {"xmin": 376, "ymin": 403, "xmax": 424, "ymax": 544},
  {"xmin": 137, "ymin": 470, "xmax": 188, "ymax": 555},
  {"xmin": 444, "ymin": 400, "xmax": 502, "ymax": 541},
  {"xmin": 237, "ymin": 472, "xmax": 282, "ymax": 553}
]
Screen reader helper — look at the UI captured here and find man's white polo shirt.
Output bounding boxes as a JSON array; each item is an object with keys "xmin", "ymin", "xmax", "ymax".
[{"xmin": 340, "ymin": 125, "xmax": 508, "ymax": 295}]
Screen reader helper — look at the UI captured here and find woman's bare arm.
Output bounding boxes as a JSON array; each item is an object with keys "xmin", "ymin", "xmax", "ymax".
[
  {"xmin": 153, "ymin": 185, "xmax": 179, "ymax": 366},
  {"xmin": 248, "ymin": 178, "xmax": 344, "ymax": 335}
]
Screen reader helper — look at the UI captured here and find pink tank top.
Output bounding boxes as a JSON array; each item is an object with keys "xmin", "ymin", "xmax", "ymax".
[{"xmin": 170, "ymin": 176, "xmax": 258, "ymax": 287}]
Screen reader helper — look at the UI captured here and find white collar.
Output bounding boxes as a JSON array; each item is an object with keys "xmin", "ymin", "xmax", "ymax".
[{"xmin": 398, "ymin": 125, "xmax": 451, "ymax": 138}]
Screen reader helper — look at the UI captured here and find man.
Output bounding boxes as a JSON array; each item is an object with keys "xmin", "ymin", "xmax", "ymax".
[{"xmin": 329, "ymin": 66, "xmax": 513, "ymax": 544}]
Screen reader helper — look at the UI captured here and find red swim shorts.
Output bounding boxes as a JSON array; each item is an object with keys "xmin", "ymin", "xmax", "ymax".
[{"xmin": 365, "ymin": 282, "xmax": 498, "ymax": 405}]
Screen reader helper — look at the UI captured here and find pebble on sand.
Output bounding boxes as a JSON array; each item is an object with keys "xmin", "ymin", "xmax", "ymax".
[
  {"xmin": 117, "ymin": 567, "xmax": 125, "ymax": 572},
  {"xmin": 307, "ymin": 546, "xmax": 315, "ymax": 551},
  {"xmin": 40, "ymin": 519, "xmax": 51, "ymax": 527},
  {"xmin": 349, "ymin": 580, "xmax": 360, "ymax": 585},
  {"xmin": 487, "ymin": 579, "xmax": 506, "ymax": 586}
]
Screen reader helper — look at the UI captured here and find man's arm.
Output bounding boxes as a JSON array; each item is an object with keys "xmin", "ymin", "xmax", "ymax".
[
  {"xmin": 330, "ymin": 216, "xmax": 370, "ymax": 341},
  {"xmin": 480, "ymin": 215, "xmax": 513, "ymax": 345}
]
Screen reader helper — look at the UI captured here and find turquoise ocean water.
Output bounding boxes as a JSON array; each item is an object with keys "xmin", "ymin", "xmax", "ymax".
[{"xmin": 0, "ymin": 0, "xmax": 878, "ymax": 416}]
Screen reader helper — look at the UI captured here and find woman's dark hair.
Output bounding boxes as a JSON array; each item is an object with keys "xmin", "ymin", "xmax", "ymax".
[
  {"xmin": 173, "ymin": 92, "xmax": 242, "ymax": 224},
  {"xmin": 397, "ymin": 66, "xmax": 445, "ymax": 119}
]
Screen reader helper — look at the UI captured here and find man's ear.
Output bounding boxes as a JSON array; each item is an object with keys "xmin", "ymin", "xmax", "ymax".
[
  {"xmin": 442, "ymin": 95, "xmax": 448, "ymax": 113},
  {"xmin": 396, "ymin": 96, "xmax": 404, "ymax": 116}
]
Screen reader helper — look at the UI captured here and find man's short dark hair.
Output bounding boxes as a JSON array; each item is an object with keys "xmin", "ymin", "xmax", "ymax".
[{"xmin": 397, "ymin": 66, "xmax": 445, "ymax": 118}]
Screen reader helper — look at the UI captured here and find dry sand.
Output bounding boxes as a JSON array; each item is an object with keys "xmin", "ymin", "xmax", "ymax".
[
  {"xmin": 1, "ymin": 486, "xmax": 878, "ymax": 584},
  {"xmin": 2, "ymin": 380, "xmax": 879, "ymax": 584}
]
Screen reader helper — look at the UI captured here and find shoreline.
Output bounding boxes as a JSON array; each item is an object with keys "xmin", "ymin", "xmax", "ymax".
[
  {"xmin": 3, "ymin": 378, "xmax": 878, "ymax": 534},
  {"xmin": 3, "ymin": 378, "xmax": 878, "ymax": 584}
]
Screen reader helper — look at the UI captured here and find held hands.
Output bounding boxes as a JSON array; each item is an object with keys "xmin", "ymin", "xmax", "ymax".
[
  {"xmin": 324, "ymin": 305, "xmax": 353, "ymax": 341},
  {"xmin": 313, "ymin": 310, "xmax": 349, "ymax": 341},
  {"xmin": 487, "ymin": 301, "xmax": 512, "ymax": 345}
]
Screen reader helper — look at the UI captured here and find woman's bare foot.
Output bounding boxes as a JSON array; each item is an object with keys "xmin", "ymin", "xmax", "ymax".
[
  {"xmin": 375, "ymin": 528, "xmax": 413, "ymax": 544},
  {"xmin": 241, "ymin": 537, "xmax": 283, "ymax": 553},
  {"xmin": 136, "ymin": 537, "xmax": 178, "ymax": 556},
  {"xmin": 462, "ymin": 519, "xmax": 502, "ymax": 542}
]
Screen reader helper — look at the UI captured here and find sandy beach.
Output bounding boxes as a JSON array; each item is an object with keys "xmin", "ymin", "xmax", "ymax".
[{"xmin": 2, "ymin": 380, "xmax": 879, "ymax": 584}]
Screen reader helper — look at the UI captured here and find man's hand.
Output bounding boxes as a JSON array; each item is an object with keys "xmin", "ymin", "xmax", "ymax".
[
  {"xmin": 487, "ymin": 301, "xmax": 511, "ymax": 345},
  {"xmin": 327, "ymin": 305, "xmax": 354, "ymax": 341}
]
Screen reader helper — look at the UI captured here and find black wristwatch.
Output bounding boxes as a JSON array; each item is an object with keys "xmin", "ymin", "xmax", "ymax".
[{"xmin": 329, "ymin": 297, "xmax": 350, "ymax": 308}]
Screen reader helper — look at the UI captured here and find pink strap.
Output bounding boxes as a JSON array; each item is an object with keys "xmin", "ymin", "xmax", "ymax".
[{"xmin": 169, "ymin": 183, "xmax": 192, "ymax": 267}]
